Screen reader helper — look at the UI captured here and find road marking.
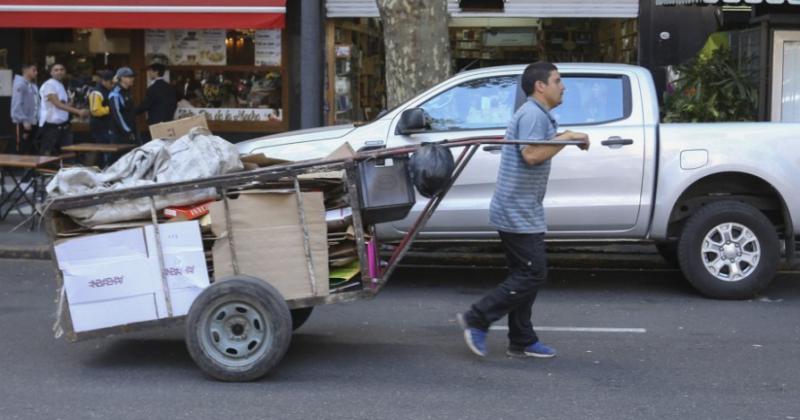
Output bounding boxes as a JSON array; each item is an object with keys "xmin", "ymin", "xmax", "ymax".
[{"xmin": 489, "ymin": 326, "xmax": 647, "ymax": 333}]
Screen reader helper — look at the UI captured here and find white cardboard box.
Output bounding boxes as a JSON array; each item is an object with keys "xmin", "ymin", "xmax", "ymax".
[{"xmin": 54, "ymin": 221, "xmax": 209, "ymax": 333}]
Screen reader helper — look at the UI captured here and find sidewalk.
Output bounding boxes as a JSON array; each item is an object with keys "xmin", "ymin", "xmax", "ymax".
[{"xmin": 0, "ymin": 215, "xmax": 50, "ymax": 260}]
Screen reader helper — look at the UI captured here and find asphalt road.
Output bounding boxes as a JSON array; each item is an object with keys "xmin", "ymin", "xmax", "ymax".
[{"xmin": 1, "ymin": 259, "xmax": 799, "ymax": 420}]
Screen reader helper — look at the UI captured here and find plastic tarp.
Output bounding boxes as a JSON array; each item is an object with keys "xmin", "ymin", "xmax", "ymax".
[{"xmin": 47, "ymin": 127, "xmax": 244, "ymax": 226}]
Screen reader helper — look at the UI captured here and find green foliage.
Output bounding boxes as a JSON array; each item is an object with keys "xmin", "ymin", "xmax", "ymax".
[{"xmin": 662, "ymin": 47, "xmax": 757, "ymax": 122}]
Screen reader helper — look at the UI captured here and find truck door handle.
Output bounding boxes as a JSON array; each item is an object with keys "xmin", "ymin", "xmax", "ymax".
[
  {"xmin": 482, "ymin": 145, "xmax": 502, "ymax": 154},
  {"xmin": 601, "ymin": 137, "xmax": 634, "ymax": 148}
]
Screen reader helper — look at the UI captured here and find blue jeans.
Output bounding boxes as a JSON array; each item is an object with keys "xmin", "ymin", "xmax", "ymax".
[{"xmin": 464, "ymin": 231, "xmax": 548, "ymax": 350}]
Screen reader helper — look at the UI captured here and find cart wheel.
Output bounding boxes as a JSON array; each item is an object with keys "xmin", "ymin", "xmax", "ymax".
[
  {"xmin": 185, "ymin": 276, "xmax": 292, "ymax": 382},
  {"xmin": 290, "ymin": 307, "xmax": 314, "ymax": 331}
]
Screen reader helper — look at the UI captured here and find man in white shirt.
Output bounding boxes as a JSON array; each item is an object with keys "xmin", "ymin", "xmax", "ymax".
[{"xmin": 38, "ymin": 63, "xmax": 89, "ymax": 156}]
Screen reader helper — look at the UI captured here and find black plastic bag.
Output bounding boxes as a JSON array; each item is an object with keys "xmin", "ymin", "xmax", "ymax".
[{"xmin": 408, "ymin": 143, "xmax": 455, "ymax": 198}]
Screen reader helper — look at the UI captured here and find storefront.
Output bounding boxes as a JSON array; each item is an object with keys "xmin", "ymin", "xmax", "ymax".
[
  {"xmin": 0, "ymin": 1, "xmax": 288, "ymax": 139},
  {"xmin": 324, "ymin": 0, "xmax": 640, "ymax": 125},
  {"xmin": 655, "ymin": 0, "xmax": 800, "ymax": 121}
]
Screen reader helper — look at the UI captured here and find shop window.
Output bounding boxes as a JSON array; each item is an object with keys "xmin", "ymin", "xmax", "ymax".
[
  {"xmin": 552, "ymin": 76, "xmax": 631, "ymax": 126},
  {"xmin": 420, "ymin": 76, "xmax": 517, "ymax": 131},
  {"xmin": 149, "ymin": 29, "xmax": 285, "ymax": 128}
]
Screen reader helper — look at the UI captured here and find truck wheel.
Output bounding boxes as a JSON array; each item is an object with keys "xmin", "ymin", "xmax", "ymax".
[
  {"xmin": 677, "ymin": 201, "xmax": 779, "ymax": 299},
  {"xmin": 655, "ymin": 241, "xmax": 679, "ymax": 268},
  {"xmin": 290, "ymin": 307, "xmax": 314, "ymax": 331},
  {"xmin": 185, "ymin": 276, "xmax": 292, "ymax": 382}
]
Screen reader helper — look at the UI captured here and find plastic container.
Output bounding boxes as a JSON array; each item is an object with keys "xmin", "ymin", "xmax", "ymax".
[{"xmin": 357, "ymin": 155, "xmax": 416, "ymax": 224}]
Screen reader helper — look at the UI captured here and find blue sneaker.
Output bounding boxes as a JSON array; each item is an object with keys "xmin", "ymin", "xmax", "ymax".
[
  {"xmin": 456, "ymin": 313, "xmax": 487, "ymax": 357},
  {"xmin": 507, "ymin": 341, "xmax": 557, "ymax": 358}
]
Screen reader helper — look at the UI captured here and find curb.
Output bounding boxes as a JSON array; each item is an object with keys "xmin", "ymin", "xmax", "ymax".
[
  {"xmin": 398, "ymin": 250, "xmax": 671, "ymax": 270},
  {"xmin": 1, "ymin": 244, "xmax": 670, "ymax": 269}
]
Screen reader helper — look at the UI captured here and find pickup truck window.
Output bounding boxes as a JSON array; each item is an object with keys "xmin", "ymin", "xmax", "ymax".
[
  {"xmin": 420, "ymin": 76, "xmax": 517, "ymax": 132},
  {"xmin": 552, "ymin": 75, "xmax": 632, "ymax": 126}
]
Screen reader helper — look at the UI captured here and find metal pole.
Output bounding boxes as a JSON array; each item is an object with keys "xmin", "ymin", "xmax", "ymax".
[
  {"xmin": 379, "ymin": 144, "xmax": 480, "ymax": 285},
  {"xmin": 294, "ymin": 177, "xmax": 318, "ymax": 296},
  {"xmin": 149, "ymin": 197, "xmax": 173, "ymax": 318},
  {"xmin": 222, "ymin": 192, "xmax": 240, "ymax": 276}
]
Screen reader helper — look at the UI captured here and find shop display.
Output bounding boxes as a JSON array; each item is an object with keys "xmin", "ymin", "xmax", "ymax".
[
  {"xmin": 25, "ymin": 27, "xmax": 287, "ymax": 135},
  {"xmin": 327, "ymin": 19, "xmax": 386, "ymax": 125},
  {"xmin": 450, "ymin": 18, "xmax": 638, "ymax": 71},
  {"xmin": 175, "ymin": 107, "xmax": 281, "ymax": 122},
  {"xmin": 172, "ymin": 69, "xmax": 282, "ymax": 121},
  {"xmin": 146, "ymin": 29, "xmax": 227, "ymax": 66}
]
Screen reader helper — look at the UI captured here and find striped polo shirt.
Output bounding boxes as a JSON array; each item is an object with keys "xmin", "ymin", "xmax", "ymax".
[{"xmin": 489, "ymin": 97, "xmax": 558, "ymax": 234}]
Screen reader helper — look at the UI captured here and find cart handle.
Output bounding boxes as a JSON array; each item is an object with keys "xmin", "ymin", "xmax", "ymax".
[{"xmin": 45, "ymin": 136, "xmax": 585, "ymax": 211}]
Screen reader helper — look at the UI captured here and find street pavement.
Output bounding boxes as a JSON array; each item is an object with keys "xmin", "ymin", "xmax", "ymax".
[{"xmin": 1, "ymin": 259, "xmax": 799, "ymax": 420}]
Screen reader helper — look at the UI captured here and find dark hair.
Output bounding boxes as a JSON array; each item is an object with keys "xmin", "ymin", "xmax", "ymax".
[
  {"xmin": 20, "ymin": 63, "xmax": 36, "ymax": 72},
  {"xmin": 521, "ymin": 61, "xmax": 558, "ymax": 96},
  {"xmin": 97, "ymin": 69, "xmax": 114, "ymax": 81},
  {"xmin": 148, "ymin": 63, "xmax": 167, "ymax": 77},
  {"xmin": 48, "ymin": 63, "xmax": 65, "ymax": 73}
]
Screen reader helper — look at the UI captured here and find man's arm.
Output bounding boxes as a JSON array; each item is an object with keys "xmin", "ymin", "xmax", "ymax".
[
  {"xmin": 10, "ymin": 86, "xmax": 26, "ymax": 124},
  {"xmin": 88, "ymin": 91, "xmax": 110, "ymax": 117},
  {"xmin": 109, "ymin": 93, "xmax": 132, "ymax": 134},
  {"xmin": 520, "ymin": 130, "xmax": 590, "ymax": 166},
  {"xmin": 47, "ymin": 94, "xmax": 89, "ymax": 118}
]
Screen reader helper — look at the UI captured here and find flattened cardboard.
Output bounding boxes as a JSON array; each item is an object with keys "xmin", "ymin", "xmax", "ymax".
[
  {"xmin": 240, "ymin": 153, "xmax": 292, "ymax": 168},
  {"xmin": 209, "ymin": 191, "xmax": 329, "ymax": 300},
  {"xmin": 326, "ymin": 142, "xmax": 356, "ymax": 160},
  {"xmin": 149, "ymin": 115, "xmax": 209, "ymax": 140}
]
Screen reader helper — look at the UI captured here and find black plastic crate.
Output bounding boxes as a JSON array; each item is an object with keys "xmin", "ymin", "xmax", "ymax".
[{"xmin": 357, "ymin": 155, "xmax": 416, "ymax": 225}]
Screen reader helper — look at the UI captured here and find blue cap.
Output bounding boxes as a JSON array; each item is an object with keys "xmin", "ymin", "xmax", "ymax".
[{"xmin": 115, "ymin": 67, "xmax": 135, "ymax": 78}]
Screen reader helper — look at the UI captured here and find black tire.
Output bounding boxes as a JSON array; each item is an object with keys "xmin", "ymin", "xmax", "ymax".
[
  {"xmin": 290, "ymin": 307, "xmax": 314, "ymax": 331},
  {"xmin": 655, "ymin": 241, "xmax": 679, "ymax": 268},
  {"xmin": 185, "ymin": 276, "xmax": 292, "ymax": 382},
  {"xmin": 677, "ymin": 201, "xmax": 779, "ymax": 300}
]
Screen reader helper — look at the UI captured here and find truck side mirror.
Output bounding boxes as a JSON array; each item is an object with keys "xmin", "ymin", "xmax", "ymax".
[{"xmin": 396, "ymin": 108, "xmax": 431, "ymax": 135}]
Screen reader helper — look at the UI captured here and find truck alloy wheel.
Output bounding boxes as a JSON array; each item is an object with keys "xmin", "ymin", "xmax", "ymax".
[
  {"xmin": 677, "ymin": 201, "xmax": 779, "ymax": 300},
  {"xmin": 700, "ymin": 222, "xmax": 760, "ymax": 282},
  {"xmin": 185, "ymin": 276, "xmax": 292, "ymax": 382}
]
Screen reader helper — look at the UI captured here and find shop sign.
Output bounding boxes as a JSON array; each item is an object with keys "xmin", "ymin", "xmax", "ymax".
[
  {"xmin": 255, "ymin": 29, "xmax": 282, "ymax": 66},
  {"xmin": 0, "ymin": 69, "xmax": 11, "ymax": 97},
  {"xmin": 146, "ymin": 29, "xmax": 227, "ymax": 65}
]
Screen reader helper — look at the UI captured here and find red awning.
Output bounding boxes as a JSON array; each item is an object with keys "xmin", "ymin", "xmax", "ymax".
[{"xmin": 0, "ymin": 0, "xmax": 285, "ymax": 29}]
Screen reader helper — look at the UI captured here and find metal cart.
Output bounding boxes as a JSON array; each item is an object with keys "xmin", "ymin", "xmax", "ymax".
[{"xmin": 45, "ymin": 136, "xmax": 582, "ymax": 381}]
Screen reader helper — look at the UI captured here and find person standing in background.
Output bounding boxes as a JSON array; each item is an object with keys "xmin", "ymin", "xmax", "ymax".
[
  {"xmin": 87, "ymin": 70, "xmax": 116, "ymax": 165},
  {"xmin": 136, "ymin": 63, "xmax": 177, "ymax": 134},
  {"xmin": 10, "ymin": 63, "xmax": 39, "ymax": 154},
  {"xmin": 108, "ymin": 67, "xmax": 138, "ymax": 145},
  {"xmin": 38, "ymin": 63, "xmax": 89, "ymax": 156}
]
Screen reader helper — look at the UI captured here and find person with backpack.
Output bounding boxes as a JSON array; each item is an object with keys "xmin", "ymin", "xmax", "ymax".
[{"xmin": 87, "ymin": 70, "xmax": 116, "ymax": 165}]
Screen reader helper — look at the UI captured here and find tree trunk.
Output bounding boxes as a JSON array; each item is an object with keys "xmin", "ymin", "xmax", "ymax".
[{"xmin": 376, "ymin": 0, "xmax": 452, "ymax": 109}]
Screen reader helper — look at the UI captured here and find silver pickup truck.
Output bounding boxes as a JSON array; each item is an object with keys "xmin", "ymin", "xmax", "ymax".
[{"xmin": 236, "ymin": 63, "xmax": 800, "ymax": 300}]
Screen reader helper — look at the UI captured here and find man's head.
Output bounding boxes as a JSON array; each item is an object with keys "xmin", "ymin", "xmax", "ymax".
[
  {"xmin": 116, "ymin": 67, "xmax": 135, "ymax": 89},
  {"xmin": 147, "ymin": 63, "xmax": 166, "ymax": 80},
  {"xmin": 98, "ymin": 70, "xmax": 114, "ymax": 90},
  {"xmin": 521, "ymin": 61, "xmax": 564, "ymax": 109},
  {"xmin": 21, "ymin": 64, "xmax": 38, "ymax": 81},
  {"xmin": 49, "ymin": 63, "xmax": 66, "ymax": 81}
]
